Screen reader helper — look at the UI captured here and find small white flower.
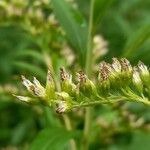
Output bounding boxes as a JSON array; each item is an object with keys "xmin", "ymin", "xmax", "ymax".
[
  {"xmin": 120, "ymin": 58, "xmax": 132, "ymax": 72},
  {"xmin": 112, "ymin": 58, "xmax": 122, "ymax": 72},
  {"xmin": 56, "ymin": 101, "xmax": 68, "ymax": 113},
  {"xmin": 133, "ymin": 69, "xmax": 142, "ymax": 84},
  {"xmin": 132, "ymin": 67, "xmax": 143, "ymax": 92},
  {"xmin": 33, "ymin": 77, "xmax": 45, "ymax": 97},
  {"xmin": 21, "ymin": 75, "xmax": 33, "ymax": 91},
  {"xmin": 14, "ymin": 95, "xmax": 31, "ymax": 103},
  {"xmin": 21, "ymin": 75, "xmax": 45, "ymax": 97},
  {"xmin": 138, "ymin": 61, "xmax": 149, "ymax": 77}
]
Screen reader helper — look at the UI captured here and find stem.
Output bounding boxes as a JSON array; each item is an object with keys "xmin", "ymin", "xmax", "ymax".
[
  {"xmin": 85, "ymin": 0, "xmax": 95, "ymax": 75},
  {"xmin": 73, "ymin": 97, "xmax": 150, "ymax": 108},
  {"xmin": 83, "ymin": 0, "xmax": 95, "ymax": 149},
  {"xmin": 63, "ymin": 114, "xmax": 77, "ymax": 150},
  {"xmin": 46, "ymin": 59, "xmax": 77, "ymax": 150}
]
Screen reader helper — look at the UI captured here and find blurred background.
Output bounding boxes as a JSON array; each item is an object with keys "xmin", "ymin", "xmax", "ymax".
[{"xmin": 0, "ymin": 0, "xmax": 150, "ymax": 149}]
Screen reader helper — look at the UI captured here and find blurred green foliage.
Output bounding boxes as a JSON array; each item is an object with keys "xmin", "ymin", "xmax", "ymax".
[{"xmin": 0, "ymin": 0, "xmax": 150, "ymax": 149}]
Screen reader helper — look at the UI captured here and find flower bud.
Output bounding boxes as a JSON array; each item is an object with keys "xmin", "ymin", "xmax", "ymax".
[
  {"xmin": 120, "ymin": 58, "xmax": 132, "ymax": 74},
  {"xmin": 21, "ymin": 75, "xmax": 46, "ymax": 97},
  {"xmin": 13, "ymin": 95, "xmax": 35, "ymax": 104},
  {"xmin": 60, "ymin": 67, "xmax": 76, "ymax": 96},
  {"xmin": 132, "ymin": 67, "xmax": 143, "ymax": 93},
  {"xmin": 138, "ymin": 61, "xmax": 150, "ymax": 84},
  {"xmin": 55, "ymin": 101, "xmax": 69, "ymax": 114},
  {"xmin": 45, "ymin": 70, "xmax": 56, "ymax": 101},
  {"xmin": 112, "ymin": 58, "xmax": 121, "ymax": 73},
  {"xmin": 98, "ymin": 61, "xmax": 110, "ymax": 96},
  {"xmin": 120, "ymin": 58, "xmax": 133, "ymax": 85},
  {"xmin": 33, "ymin": 77, "xmax": 45, "ymax": 97},
  {"xmin": 77, "ymin": 71, "xmax": 97, "ymax": 98},
  {"xmin": 55, "ymin": 92, "xmax": 72, "ymax": 113}
]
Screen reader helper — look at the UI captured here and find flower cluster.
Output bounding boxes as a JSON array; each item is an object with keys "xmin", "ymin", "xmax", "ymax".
[{"xmin": 14, "ymin": 58, "xmax": 150, "ymax": 113}]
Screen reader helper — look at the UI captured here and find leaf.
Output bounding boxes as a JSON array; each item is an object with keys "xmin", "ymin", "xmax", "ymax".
[
  {"xmin": 12, "ymin": 61, "xmax": 46, "ymax": 79},
  {"xmin": 29, "ymin": 128, "xmax": 80, "ymax": 150},
  {"xmin": 93, "ymin": 0, "xmax": 115, "ymax": 29},
  {"xmin": 122, "ymin": 24, "xmax": 150, "ymax": 57},
  {"xmin": 51, "ymin": 0, "xmax": 88, "ymax": 66},
  {"xmin": 123, "ymin": 131, "xmax": 150, "ymax": 150},
  {"xmin": 15, "ymin": 50, "xmax": 45, "ymax": 64}
]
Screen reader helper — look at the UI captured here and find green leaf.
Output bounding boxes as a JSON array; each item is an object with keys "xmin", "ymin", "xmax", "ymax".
[
  {"xmin": 15, "ymin": 50, "xmax": 45, "ymax": 64},
  {"xmin": 12, "ymin": 61, "xmax": 46, "ymax": 79},
  {"xmin": 93, "ymin": 0, "xmax": 115, "ymax": 30},
  {"xmin": 51, "ymin": 0, "xmax": 88, "ymax": 66},
  {"xmin": 123, "ymin": 131, "xmax": 150, "ymax": 150},
  {"xmin": 122, "ymin": 24, "xmax": 150, "ymax": 57},
  {"xmin": 29, "ymin": 128, "xmax": 80, "ymax": 150}
]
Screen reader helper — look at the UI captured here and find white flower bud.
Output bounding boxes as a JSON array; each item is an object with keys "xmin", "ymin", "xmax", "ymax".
[
  {"xmin": 112, "ymin": 58, "xmax": 121, "ymax": 72},
  {"xmin": 14, "ymin": 95, "xmax": 31, "ymax": 103},
  {"xmin": 138, "ymin": 61, "xmax": 149, "ymax": 77},
  {"xmin": 132, "ymin": 67, "xmax": 143, "ymax": 93},
  {"xmin": 56, "ymin": 101, "xmax": 68, "ymax": 114},
  {"xmin": 21, "ymin": 75, "xmax": 45, "ymax": 97},
  {"xmin": 33, "ymin": 77, "xmax": 45, "ymax": 97}
]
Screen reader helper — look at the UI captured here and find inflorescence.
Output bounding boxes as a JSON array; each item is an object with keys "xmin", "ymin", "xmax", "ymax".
[{"xmin": 14, "ymin": 58, "xmax": 150, "ymax": 113}]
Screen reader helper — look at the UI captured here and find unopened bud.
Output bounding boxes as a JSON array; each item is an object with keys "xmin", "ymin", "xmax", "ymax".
[
  {"xmin": 120, "ymin": 58, "xmax": 132, "ymax": 73},
  {"xmin": 120, "ymin": 58, "xmax": 133, "ymax": 85},
  {"xmin": 56, "ymin": 101, "xmax": 69, "ymax": 114},
  {"xmin": 33, "ymin": 77, "xmax": 45, "ymax": 97},
  {"xmin": 112, "ymin": 58, "xmax": 121, "ymax": 73},
  {"xmin": 13, "ymin": 95, "xmax": 34, "ymax": 104},
  {"xmin": 138, "ymin": 61, "xmax": 150, "ymax": 84},
  {"xmin": 60, "ymin": 67, "xmax": 76, "ymax": 96},
  {"xmin": 98, "ymin": 61, "xmax": 110, "ymax": 96},
  {"xmin": 55, "ymin": 92, "xmax": 72, "ymax": 113},
  {"xmin": 77, "ymin": 71, "xmax": 97, "ymax": 98},
  {"xmin": 132, "ymin": 67, "xmax": 143, "ymax": 93},
  {"xmin": 21, "ymin": 75, "xmax": 45, "ymax": 97},
  {"xmin": 45, "ymin": 70, "xmax": 56, "ymax": 101}
]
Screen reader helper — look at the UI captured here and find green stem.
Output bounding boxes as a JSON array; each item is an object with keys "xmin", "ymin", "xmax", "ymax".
[
  {"xmin": 83, "ymin": 0, "xmax": 95, "ymax": 150},
  {"xmin": 73, "ymin": 97, "xmax": 150, "ymax": 108},
  {"xmin": 46, "ymin": 59, "xmax": 77, "ymax": 150},
  {"xmin": 63, "ymin": 114, "xmax": 77, "ymax": 150}
]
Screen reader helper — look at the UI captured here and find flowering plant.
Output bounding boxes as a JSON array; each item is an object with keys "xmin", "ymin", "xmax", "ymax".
[{"xmin": 15, "ymin": 58, "xmax": 150, "ymax": 113}]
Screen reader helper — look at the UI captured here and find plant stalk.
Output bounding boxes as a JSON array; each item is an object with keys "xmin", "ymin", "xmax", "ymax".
[{"xmin": 82, "ymin": 0, "xmax": 95, "ymax": 150}]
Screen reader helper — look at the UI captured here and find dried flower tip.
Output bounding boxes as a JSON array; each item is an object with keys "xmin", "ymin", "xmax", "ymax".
[
  {"xmin": 112, "ymin": 58, "xmax": 121, "ymax": 72},
  {"xmin": 56, "ymin": 101, "xmax": 68, "ymax": 114},
  {"xmin": 99, "ymin": 61, "xmax": 110, "ymax": 81},
  {"xmin": 60, "ymin": 67, "xmax": 71, "ymax": 81},
  {"xmin": 120, "ymin": 58, "xmax": 132, "ymax": 72},
  {"xmin": 13, "ymin": 95, "xmax": 31, "ymax": 103},
  {"xmin": 47, "ymin": 70, "xmax": 53, "ymax": 82},
  {"xmin": 77, "ymin": 71, "xmax": 87, "ymax": 83},
  {"xmin": 138, "ymin": 61, "xmax": 149, "ymax": 76}
]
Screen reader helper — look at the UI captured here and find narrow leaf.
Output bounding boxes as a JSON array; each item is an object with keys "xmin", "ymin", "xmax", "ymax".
[
  {"xmin": 51, "ymin": 0, "xmax": 88, "ymax": 58},
  {"xmin": 29, "ymin": 128, "xmax": 80, "ymax": 150},
  {"xmin": 123, "ymin": 24, "xmax": 150, "ymax": 57}
]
